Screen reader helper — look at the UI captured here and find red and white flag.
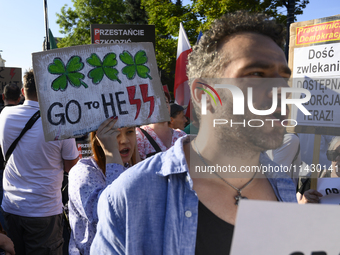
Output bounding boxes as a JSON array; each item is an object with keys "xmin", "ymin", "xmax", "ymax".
[{"xmin": 174, "ymin": 22, "xmax": 192, "ymax": 107}]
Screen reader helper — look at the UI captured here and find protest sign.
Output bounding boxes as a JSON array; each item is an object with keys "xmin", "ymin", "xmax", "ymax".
[
  {"xmin": 91, "ymin": 24, "xmax": 155, "ymax": 48},
  {"xmin": 231, "ymin": 200, "xmax": 340, "ymax": 255},
  {"xmin": 317, "ymin": 177, "xmax": 340, "ymax": 204},
  {"xmin": 289, "ymin": 14, "xmax": 340, "ymax": 135},
  {"xmin": 32, "ymin": 42, "xmax": 169, "ymax": 141},
  {"xmin": 76, "ymin": 138, "xmax": 92, "ymax": 159},
  {"xmin": 0, "ymin": 67, "xmax": 22, "ymax": 94}
]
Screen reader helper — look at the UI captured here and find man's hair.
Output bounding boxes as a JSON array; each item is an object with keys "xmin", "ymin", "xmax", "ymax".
[
  {"xmin": 187, "ymin": 11, "xmax": 285, "ymax": 123},
  {"xmin": 23, "ymin": 69, "xmax": 37, "ymax": 99},
  {"xmin": 187, "ymin": 11, "xmax": 285, "ymax": 80},
  {"xmin": 170, "ymin": 103, "xmax": 184, "ymax": 118},
  {"xmin": 3, "ymin": 84, "xmax": 21, "ymax": 101}
]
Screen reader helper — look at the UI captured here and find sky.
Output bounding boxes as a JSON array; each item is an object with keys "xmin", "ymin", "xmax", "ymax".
[{"xmin": 1, "ymin": 0, "xmax": 340, "ymax": 80}]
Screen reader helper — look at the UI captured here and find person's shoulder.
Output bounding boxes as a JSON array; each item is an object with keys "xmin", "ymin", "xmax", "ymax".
[
  {"xmin": 69, "ymin": 157, "xmax": 101, "ymax": 178},
  {"xmin": 283, "ymin": 133, "xmax": 299, "ymax": 146},
  {"xmin": 0, "ymin": 104, "xmax": 19, "ymax": 115},
  {"xmin": 105, "ymin": 135, "xmax": 188, "ymax": 194},
  {"xmin": 105, "ymin": 150, "xmax": 175, "ymax": 198},
  {"xmin": 173, "ymin": 128, "xmax": 187, "ymax": 137}
]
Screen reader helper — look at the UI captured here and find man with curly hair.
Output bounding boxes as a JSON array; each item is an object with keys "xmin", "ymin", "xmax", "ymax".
[
  {"xmin": 91, "ymin": 11, "xmax": 297, "ymax": 254},
  {"xmin": 0, "ymin": 70, "xmax": 79, "ymax": 254}
]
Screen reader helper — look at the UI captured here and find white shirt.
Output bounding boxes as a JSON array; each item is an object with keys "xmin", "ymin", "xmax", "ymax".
[{"xmin": 0, "ymin": 100, "xmax": 78, "ymax": 217}]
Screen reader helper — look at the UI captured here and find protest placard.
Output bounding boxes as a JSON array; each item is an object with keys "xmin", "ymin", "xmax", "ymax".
[
  {"xmin": 289, "ymin": 15, "xmax": 340, "ymax": 135},
  {"xmin": 0, "ymin": 67, "xmax": 22, "ymax": 94},
  {"xmin": 91, "ymin": 24, "xmax": 155, "ymax": 48},
  {"xmin": 317, "ymin": 177, "xmax": 340, "ymax": 204},
  {"xmin": 32, "ymin": 42, "xmax": 169, "ymax": 141},
  {"xmin": 230, "ymin": 200, "xmax": 340, "ymax": 255}
]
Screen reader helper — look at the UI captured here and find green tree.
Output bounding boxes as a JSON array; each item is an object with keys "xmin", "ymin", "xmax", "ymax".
[
  {"xmin": 56, "ymin": 0, "xmax": 309, "ymax": 93},
  {"xmin": 124, "ymin": 0, "xmax": 148, "ymax": 24},
  {"xmin": 56, "ymin": 0, "xmax": 126, "ymax": 47},
  {"xmin": 142, "ymin": 0, "xmax": 308, "ymax": 92},
  {"xmin": 141, "ymin": 0, "xmax": 200, "ymax": 92}
]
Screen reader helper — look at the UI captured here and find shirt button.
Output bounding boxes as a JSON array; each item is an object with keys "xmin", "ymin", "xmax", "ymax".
[{"xmin": 185, "ymin": 210, "xmax": 192, "ymax": 218}]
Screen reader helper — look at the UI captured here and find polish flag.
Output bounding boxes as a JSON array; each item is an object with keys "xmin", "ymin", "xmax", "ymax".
[{"xmin": 174, "ymin": 22, "xmax": 192, "ymax": 107}]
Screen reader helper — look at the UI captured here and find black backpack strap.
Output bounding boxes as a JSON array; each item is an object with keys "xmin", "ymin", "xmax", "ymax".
[
  {"xmin": 139, "ymin": 127, "xmax": 162, "ymax": 153},
  {"xmin": 5, "ymin": 110, "xmax": 40, "ymax": 163}
]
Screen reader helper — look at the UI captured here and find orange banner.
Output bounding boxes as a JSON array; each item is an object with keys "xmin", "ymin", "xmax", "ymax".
[{"xmin": 296, "ymin": 20, "xmax": 340, "ymax": 45}]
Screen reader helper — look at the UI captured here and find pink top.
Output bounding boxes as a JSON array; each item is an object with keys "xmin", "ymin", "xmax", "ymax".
[{"xmin": 136, "ymin": 125, "xmax": 187, "ymax": 160}]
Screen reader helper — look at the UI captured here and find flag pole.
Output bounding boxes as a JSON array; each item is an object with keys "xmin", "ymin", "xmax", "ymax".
[{"xmin": 44, "ymin": 0, "xmax": 50, "ymax": 50}]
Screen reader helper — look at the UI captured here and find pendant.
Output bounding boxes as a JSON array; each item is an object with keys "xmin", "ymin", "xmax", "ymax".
[{"xmin": 235, "ymin": 195, "xmax": 248, "ymax": 205}]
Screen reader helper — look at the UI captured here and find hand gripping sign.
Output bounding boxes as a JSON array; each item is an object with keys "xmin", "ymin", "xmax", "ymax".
[{"xmin": 32, "ymin": 42, "xmax": 169, "ymax": 141}]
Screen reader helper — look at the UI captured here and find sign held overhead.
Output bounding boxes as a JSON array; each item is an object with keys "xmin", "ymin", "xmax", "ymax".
[
  {"xmin": 32, "ymin": 42, "xmax": 169, "ymax": 141},
  {"xmin": 0, "ymin": 67, "xmax": 22, "ymax": 94}
]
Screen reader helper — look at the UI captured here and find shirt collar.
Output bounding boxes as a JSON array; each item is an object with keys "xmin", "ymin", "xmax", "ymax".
[
  {"xmin": 156, "ymin": 135, "xmax": 191, "ymax": 177},
  {"xmin": 23, "ymin": 100, "xmax": 39, "ymax": 108}
]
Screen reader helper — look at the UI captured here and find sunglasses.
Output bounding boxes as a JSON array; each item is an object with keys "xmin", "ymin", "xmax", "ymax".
[{"xmin": 326, "ymin": 150, "xmax": 340, "ymax": 161}]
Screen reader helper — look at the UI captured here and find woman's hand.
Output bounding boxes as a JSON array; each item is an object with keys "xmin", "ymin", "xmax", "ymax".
[
  {"xmin": 297, "ymin": 189, "xmax": 323, "ymax": 204},
  {"xmin": 96, "ymin": 117, "xmax": 123, "ymax": 166}
]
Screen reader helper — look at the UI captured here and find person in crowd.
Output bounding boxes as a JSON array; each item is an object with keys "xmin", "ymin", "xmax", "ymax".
[
  {"xmin": 0, "ymin": 69, "xmax": 79, "ymax": 255},
  {"xmin": 266, "ymin": 133, "xmax": 302, "ymax": 188},
  {"xmin": 297, "ymin": 136, "xmax": 340, "ymax": 204},
  {"xmin": 184, "ymin": 102, "xmax": 199, "ymax": 135},
  {"xmin": 68, "ymin": 117, "xmax": 140, "ymax": 255},
  {"xmin": 91, "ymin": 11, "xmax": 297, "ymax": 254},
  {"xmin": 0, "ymin": 84, "xmax": 22, "ymax": 233},
  {"xmin": 136, "ymin": 91, "xmax": 186, "ymax": 159},
  {"xmin": 169, "ymin": 103, "xmax": 187, "ymax": 130},
  {"xmin": 0, "ymin": 84, "xmax": 21, "ymax": 112},
  {"xmin": 298, "ymin": 133, "xmax": 334, "ymax": 169}
]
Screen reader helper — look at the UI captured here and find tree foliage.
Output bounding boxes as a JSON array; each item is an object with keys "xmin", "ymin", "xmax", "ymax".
[
  {"xmin": 56, "ymin": 0, "xmax": 126, "ymax": 47},
  {"xmin": 124, "ymin": 0, "xmax": 148, "ymax": 24},
  {"xmin": 56, "ymin": 0, "xmax": 309, "ymax": 92}
]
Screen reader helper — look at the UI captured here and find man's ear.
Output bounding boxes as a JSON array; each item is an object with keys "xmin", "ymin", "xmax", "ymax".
[
  {"xmin": 170, "ymin": 117, "xmax": 174, "ymax": 123},
  {"xmin": 191, "ymin": 78, "xmax": 213, "ymax": 114},
  {"xmin": 21, "ymin": 88, "xmax": 25, "ymax": 98}
]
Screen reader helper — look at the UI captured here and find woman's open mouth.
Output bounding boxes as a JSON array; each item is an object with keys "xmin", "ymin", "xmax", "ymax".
[{"xmin": 120, "ymin": 148, "xmax": 130, "ymax": 156}]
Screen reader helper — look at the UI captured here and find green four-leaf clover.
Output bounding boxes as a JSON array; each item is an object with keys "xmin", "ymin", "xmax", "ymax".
[
  {"xmin": 119, "ymin": 50, "xmax": 152, "ymax": 80},
  {"xmin": 48, "ymin": 56, "xmax": 88, "ymax": 91},
  {"xmin": 86, "ymin": 53, "xmax": 121, "ymax": 84}
]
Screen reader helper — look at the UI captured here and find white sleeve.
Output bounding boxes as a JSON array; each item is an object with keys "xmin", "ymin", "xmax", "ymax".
[{"xmin": 61, "ymin": 138, "xmax": 79, "ymax": 160}]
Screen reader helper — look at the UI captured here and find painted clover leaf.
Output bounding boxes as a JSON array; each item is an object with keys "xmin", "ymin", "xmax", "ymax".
[
  {"xmin": 48, "ymin": 56, "xmax": 88, "ymax": 91},
  {"xmin": 120, "ymin": 50, "xmax": 152, "ymax": 80},
  {"xmin": 86, "ymin": 53, "xmax": 121, "ymax": 84}
]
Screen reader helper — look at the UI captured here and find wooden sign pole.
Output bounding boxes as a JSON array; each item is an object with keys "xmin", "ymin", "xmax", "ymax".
[{"xmin": 310, "ymin": 134, "xmax": 321, "ymax": 190}]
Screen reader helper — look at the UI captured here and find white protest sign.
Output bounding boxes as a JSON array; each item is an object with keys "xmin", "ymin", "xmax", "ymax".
[
  {"xmin": 317, "ymin": 177, "xmax": 340, "ymax": 204},
  {"xmin": 289, "ymin": 43, "xmax": 340, "ymax": 128},
  {"xmin": 293, "ymin": 43, "xmax": 340, "ymax": 78},
  {"xmin": 32, "ymin": 42, "xmax": 169, "ymax": 141},
  {"xmin": 231, "ymin": 200, "xmax": 340, "ymax": 255}
]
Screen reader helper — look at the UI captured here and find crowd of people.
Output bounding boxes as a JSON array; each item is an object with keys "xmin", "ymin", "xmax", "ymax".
[{"xmin": 0, "ymin": 11, "xmax": 337, "ymax": 255}]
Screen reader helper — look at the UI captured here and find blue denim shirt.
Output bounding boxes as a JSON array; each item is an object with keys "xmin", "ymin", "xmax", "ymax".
[{"xmin": 91, "ymin": 136, "xmax": 297, "ymax": 254}]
